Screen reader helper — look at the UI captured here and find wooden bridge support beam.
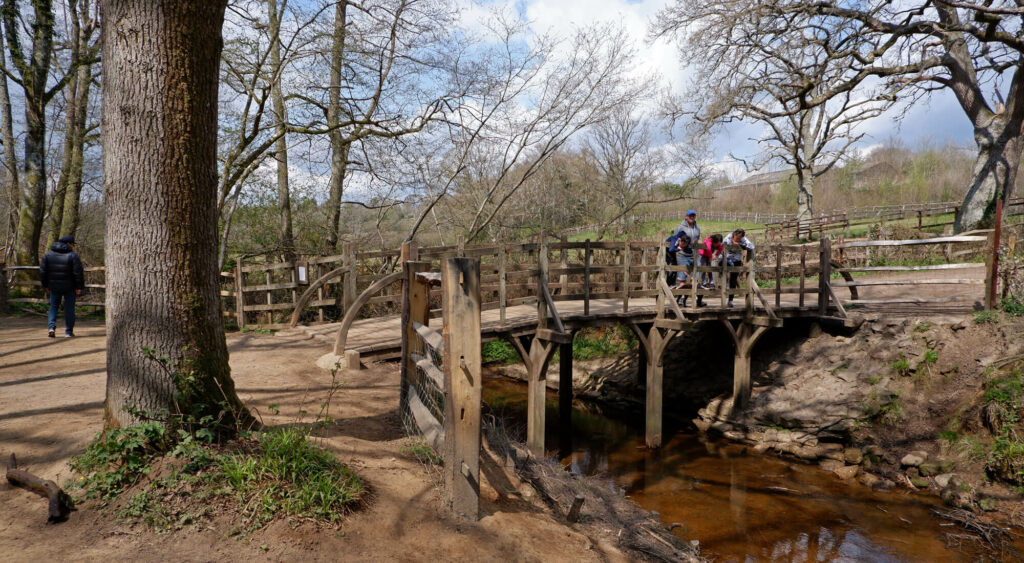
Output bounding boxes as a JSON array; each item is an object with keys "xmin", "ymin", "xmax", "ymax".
[
  {"xmin": 628, "ymin": 321, "xmax": 687, "ymax": 448},
  {"xmin": 510, "ymin": 334, "xmax": 562, "ymax": 456},
  {"xmin": 558, "ymin": 337, "xmax": 575, "ymax": 457},
  {"xmin": 721, "ymin": 320, "xmax": 770, "ymax": 416}
]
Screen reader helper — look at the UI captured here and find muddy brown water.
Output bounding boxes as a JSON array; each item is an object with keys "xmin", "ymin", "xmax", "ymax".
[{"xmin": 482, "ymin": 375, "xmax": 1021, "ymax": 562}]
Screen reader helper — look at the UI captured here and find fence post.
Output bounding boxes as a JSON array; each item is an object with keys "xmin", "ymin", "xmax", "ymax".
[
  {"xmin": 819, "ymin": 238, "xmax": 831, "ymax": 316},
  {"xmin": 400, "ymin": 261, "xmax": 431, "ymax": 417},
  {"xmin": 441, "ymin": 257, "xmax": 482, "ymax": 521},
  {"xmin": 343, "ymin": 242, "xmax": 357, "ymax": 315},
  {"xmin": 583, "ymin": 239, "xmax": 592, "ymax": 316},
  {"xmin": 622, "ymin": 240, "xmax": 630, "ymax": 313},
  {"xmin": 235, "ymin": 260, "xmax": 245, "ymax": 329},
  {"xmin": 656, "ymin": 234, "xmax": 666, "ymax": 318},
  {"xmin": 559, "ymin": 234, "xmax": 568, "ymax": 295},
  {"xmin": 774, "ymin": 246, "xmax": 782, "ymax": 309},
  {"xmin": 498, "ymin": 245, "xmax": 507, "ymax": 326},
  {"xmin": 985, "ymin": 199, "xmax": 1003, "ymax": 310},
  {"xmin": 538, "ymin": 231, "xmax": 549, "ymax": 329},
  {"xmin": 0, "ymin": 262, "xmax": 7, "ymax": 314},
  {"xmin": 745, "ymin": 248, "xmax": 754, "ymax": 314}
]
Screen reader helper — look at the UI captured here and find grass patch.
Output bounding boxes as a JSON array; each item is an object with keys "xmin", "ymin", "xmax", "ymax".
[
  {"xmin": 973, "ymin": 310, "xmax": 1000, "ymax": 324},
  {"xmin": 570, "ymin": 325, "xmax": 636, "ymax": 361},
  {"xmin": 982, "ymin": 366, "xmax": 1024, "ymax": 486},
  {"xmin": 891, "ymin": 355, "xmax": 912, "ymax": 377},
  {"xmin": 863, "ymin": 390, "xmax": 903, "ymax": 425},
  {"xmin": 217, "ymin": 428, "xmax": 363, "ymax": 526},
  {"xmin": 1001, "ymin": 295, "xmax": 1024, "ymax": 317},
  {"xmin": 74, "ymin": 425, "xmax": 364, "ymax": 532},
  {"xmin": 400, "ymin": 438, "xmax": 442, "ymax": 465},
  {"xmin": 482, "ymin": 340, "xmax": 518, "ymax": 364}
]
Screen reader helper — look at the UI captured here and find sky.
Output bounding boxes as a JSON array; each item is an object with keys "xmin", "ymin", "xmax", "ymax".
[{"xmin": 470, "ymin": 0, "xmax": 978, "ymax": 181}]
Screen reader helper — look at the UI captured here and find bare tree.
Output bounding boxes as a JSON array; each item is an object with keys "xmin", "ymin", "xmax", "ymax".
[
  {"xmin": 5, "ymin": 0, "xmax": 63, "ymax": 265},
  {"xmin": 660, "ymin": 0, "xmax": 1024, "ymax": 231},
  {"xmin": 48, "ymin": 0, "xmax": 99, "ymax": 245},
  {"xmin": 585, "ymin": 113, "xmax": 668, "ymax": 233},
  {"xmin": 654, "ymin": 0, "xmax": 889, "ymax": 221},
  {"xmin": 101, "ymin": 0, "xmax": 250, "ymax": 429},
  {"xmin": 404, "ymin": 19, "xmax": 649, "ymax": 243}
]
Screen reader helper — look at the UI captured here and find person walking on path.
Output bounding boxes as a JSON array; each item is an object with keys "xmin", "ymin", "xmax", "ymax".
[{"xmin": 39, "ymin": 235, "xmax": 84, "ymax": 337}]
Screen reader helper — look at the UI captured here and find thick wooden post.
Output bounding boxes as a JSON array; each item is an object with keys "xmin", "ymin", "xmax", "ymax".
[
  {"xmin": 656, "ymin": 234, "xmax": 666, "ymax": 315},
  {"xmin": 986, "ymin": 199, "xmax": 1003, "ymax": 310},
  {"xmin": 400, "ymin": 240, "xmax": 419, "ymax": 262},
  {"xmin": 640, "ymin": 246, "xmax": 649, "ymax": 291},
  {"xmin": 724, "ymin": 321, "xmax": 769, "ymax": 416},
  {"xmin": 745, "ymin": 248, "xmax": 754, "ymax": 313},
  {"xmin": 799, "ymin": 246, "xmax": 807, "ymax": 308},
  {"xmin": 774, "ymin": 246, "xmax": 782, "ymax": 309},
  {"xmin": 538, "ymin": 232, "xmax": 549, "ymax": 329},
  {"xmin": 264, "ymin": 270, "xmax": 272, "ymax": 325},
  {"xmin": 400, "ymin": 261, "xmax": 431, "ymax": 416},
  {"xmin": 343, "ymin": 242, "xmax": 356, "ymax": 314},
  {"xmin": 645, "ymin": 327, "xmax": 664, "ymax": 448},
  {"xmin": 622, "ymin": 241, "xmax": 631, "ymax": 312},
  {"xmin": 441, "ymin": 257, "xmax": 482, "ymax": 521},
  {"xmin": 558, "ymin": 340, "xmax": 573, "ymax": 432},
  {"xmin": 235, "ymin": 261, "xmax": 245, "ymax": 329},
  {"xmin": 498, "ymin": 245, "xmax": 507, "ymax": 326},
  {"xmin": 583, "ymin": 239, "xmax": 592, "ymax": 316},
  {"xmin": 559, "ymin": 234, "xmax": 568, "ymax": 295},
  {"xmin": 0, "ymin": 263, "xmax": 7, "ymax": 314},
  {"xmin": 818, "ymin": 238, "xmax": 831, "ymax": 316}
]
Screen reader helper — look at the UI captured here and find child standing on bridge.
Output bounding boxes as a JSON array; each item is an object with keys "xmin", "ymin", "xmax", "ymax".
[
  {"xmin": 720, "ymin": 229, "xmax": 755, "ymax": 307},
  {"xmin": 698, "ymin": 234, "xmax": 723, "ymax": 294}
]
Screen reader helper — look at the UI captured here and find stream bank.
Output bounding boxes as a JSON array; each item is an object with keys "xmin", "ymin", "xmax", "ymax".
[{"xmin": 487, "ymin": 312, "xmax": 1024, "ymax": 557}]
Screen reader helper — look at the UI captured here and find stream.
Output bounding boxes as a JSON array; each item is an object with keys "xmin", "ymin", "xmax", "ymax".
[{"xmin": 482, "ymin": 375, "xmax": 1016, "ymax": 562}]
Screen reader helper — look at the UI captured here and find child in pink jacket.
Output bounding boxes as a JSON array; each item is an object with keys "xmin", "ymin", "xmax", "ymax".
[{"xmin": 697, "ymin": 234, "xmax": 723, "ymax": 289}]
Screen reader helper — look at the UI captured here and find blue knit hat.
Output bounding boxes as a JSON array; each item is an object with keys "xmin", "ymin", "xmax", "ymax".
[{"xmin": 58, "ymin": 236, "xmax": 75, "ymax": 244}]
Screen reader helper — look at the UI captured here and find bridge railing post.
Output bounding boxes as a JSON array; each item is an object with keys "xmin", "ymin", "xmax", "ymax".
[
  {"xmin": 819, "ymin": 237, "xmax": 832, "ymax": 316},
  {"xmin": 441, "ymin": 257, "xmax": 482, "ymax": 521},
  {"xmin": 0, "ymin": 262, "xmax": 7, "ymax": 315}
]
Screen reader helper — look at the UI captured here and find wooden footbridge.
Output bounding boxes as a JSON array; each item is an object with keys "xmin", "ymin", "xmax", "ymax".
[{"xmin": 351, "ymin": 224, "xmax": 1015, "ymax": 520}]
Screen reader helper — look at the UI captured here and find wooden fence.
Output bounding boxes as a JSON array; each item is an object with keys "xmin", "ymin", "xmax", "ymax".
[{"xmin": 400, "ymin": 257, "xmax": 482, "ymax": 521}]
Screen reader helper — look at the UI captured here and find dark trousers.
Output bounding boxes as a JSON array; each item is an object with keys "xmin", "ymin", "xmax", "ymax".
[{"xmin": 48, "ymin": 288, "xmax": 76, "ymax": 334}]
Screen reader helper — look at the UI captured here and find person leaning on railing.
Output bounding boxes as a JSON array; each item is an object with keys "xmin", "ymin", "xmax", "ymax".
[{"xmin": 719, "ymin": 229, "xmax": 755, "ymax": 308}]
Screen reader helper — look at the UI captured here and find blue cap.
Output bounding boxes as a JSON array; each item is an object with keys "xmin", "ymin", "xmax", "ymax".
[
  {"xmin": 59, "ymin": 236, "xmax": 75, "ymax": 244},
  {"xmin": 686, "ymin": 209, "xmax": 696, "ymax": 216}
]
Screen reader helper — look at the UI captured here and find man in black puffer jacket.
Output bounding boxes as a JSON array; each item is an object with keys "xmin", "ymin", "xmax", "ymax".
[{"xmin": 39, "ymin": 235, "xmax": 85, "ymax": 337}]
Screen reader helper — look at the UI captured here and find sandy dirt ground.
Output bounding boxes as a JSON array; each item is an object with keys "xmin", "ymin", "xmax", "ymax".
[{"xmin": 0, "ymin": 316, "xmax": 626, "ymax": 562}]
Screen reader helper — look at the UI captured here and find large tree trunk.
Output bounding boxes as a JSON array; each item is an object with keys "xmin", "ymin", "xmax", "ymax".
[
  {"xmin": 325, "ymin": 0, "xmax": 347, "ymax": 251},
  {"xmin": 58, "ymin": 62, "xmax": 92, "ymax": 240},
  {"xmin": 0, "ymin": 20, "xmax": 15, "ymax": 261},
  {"xmin": 6, "ymin": 0, "xmax": 55, "ymax": 266},
  {"xmin": 796, "ymin": 168, "xmax": 813, "ymax": 222},
  {"xmin": 267, "ymin": 0, "xmax": 293, "ymax": 262},
  {"xmin": 101, "ymin": 0, "xmax": 250, "ymax": 430},
  {"xmin": 955, "ymin": 121, "xmax": 1022, "ymax": 232}
]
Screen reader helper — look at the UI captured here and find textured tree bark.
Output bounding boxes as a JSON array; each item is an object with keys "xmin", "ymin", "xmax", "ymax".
[
  {"xmin": 267, "ymin": 0, "xmax": 293, "ymax": 262},
  {"xmin": 101, "ymin": 0, "xmax": 251, "ymax": 430},
  {"xmin": 325, "ymin": 0, "xmax": 348, "ymax": 251},
  {"xmin": 955, "ymin": 122, "xmax": 1022, "ymax": 232},
  {"xmin": 6, "ymin": 0, "xmax": 56, "ymax": 266},
  {"xmin": 796, "ymin": 169, "xmax": 814, "ymax": 222},
  {"xmin": 0, "ymin": 20, "xmax": 16, "ymax": 256}
]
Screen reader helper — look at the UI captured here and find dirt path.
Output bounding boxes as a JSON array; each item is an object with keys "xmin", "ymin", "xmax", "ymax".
[{"xmin": 0, "ymin": 317, "xmax": 626, "ymax": 562}]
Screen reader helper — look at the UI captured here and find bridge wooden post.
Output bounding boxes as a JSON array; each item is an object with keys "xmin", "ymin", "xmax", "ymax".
[
  {"xmin": 441, "ymin": 257, "xmax": 482, "ymax": 521},
  {"xmin": 510, "ymin": 333, "xmax": 560, "ymax": 456},
  {"xmin": 818, "ymin": 238, "xmax": 831, "ymax": 315},
  {"xmin": 722, "ymin": 321, "xmax": 769, "ymax": 416},
  {"xmin": 558, "ymin": 336, "xmax": 574, "ymax": 436},
  {"xmin": 0, "ymin": 262, "xmax": 7, "ymax": 314},
  {"xmin": 343, "ymin": 242, "xmax": 357, "ymax": 314},
  {"xmin": 628, "ymin": 320, "xmax": 686, "ymax": 449},
  {"xmin": 559, "ymin": 234, "xmax": 569, "ymax": 295},
  {"xmin": 400, "ymin": 261, "xmax": 431, "ymax": 417},
  {"xmin": 234, "ymin": 260, "xmax": 245, "ymax": 329}
]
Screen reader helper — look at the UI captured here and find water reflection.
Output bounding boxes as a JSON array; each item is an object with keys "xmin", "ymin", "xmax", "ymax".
[{"xmin": 482, "ymin": 375, "xmax": 1011, "ymax": 562}]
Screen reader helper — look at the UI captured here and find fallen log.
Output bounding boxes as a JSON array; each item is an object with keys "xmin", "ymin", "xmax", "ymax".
[{"xmin": 5, "ymin": 454, "xmax": 74, "ymax": 524}]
